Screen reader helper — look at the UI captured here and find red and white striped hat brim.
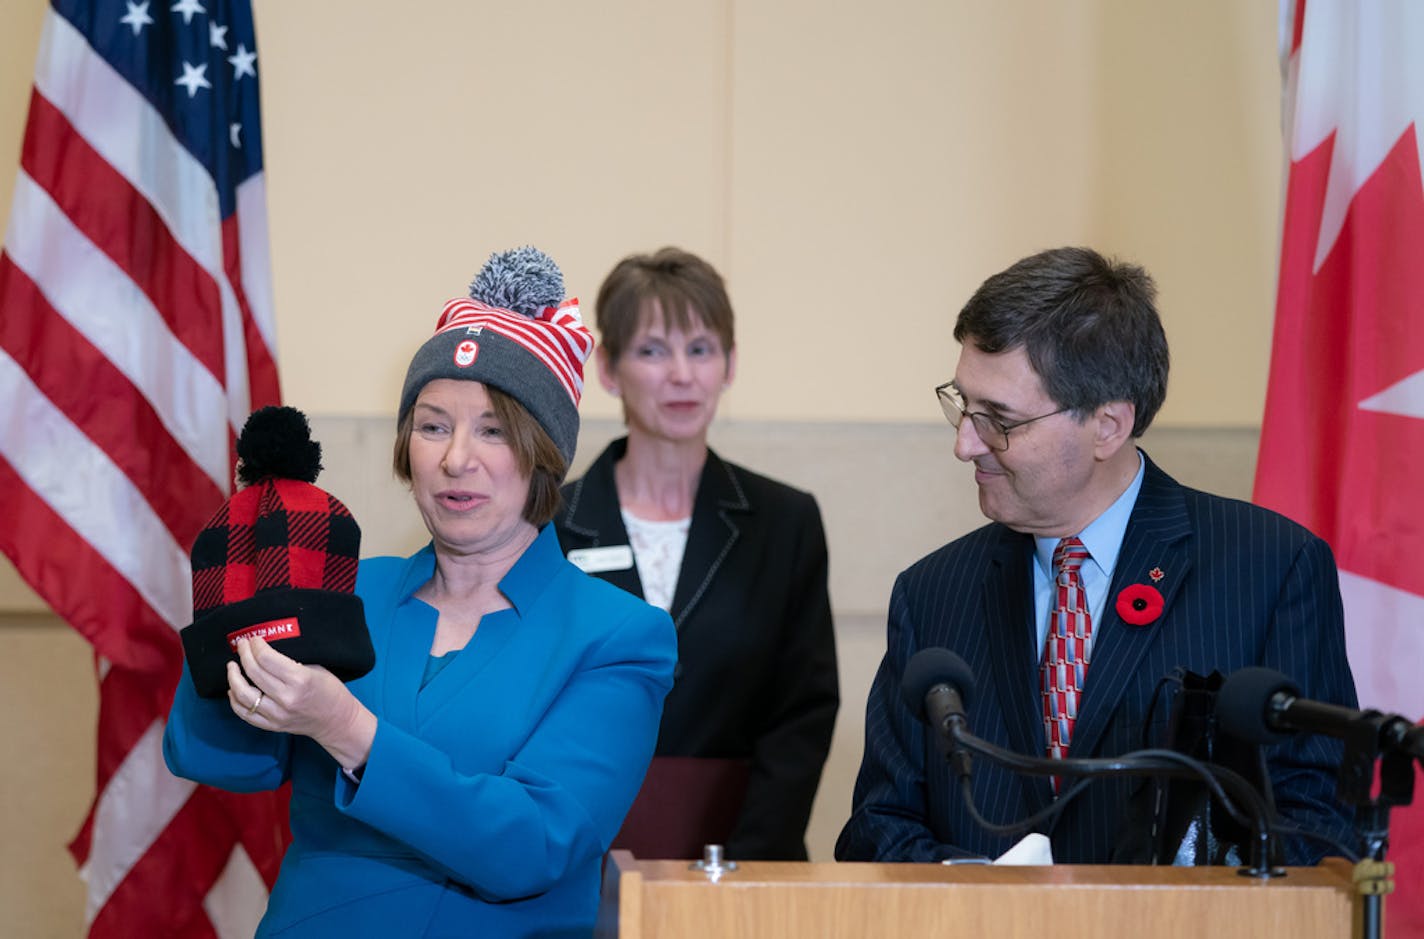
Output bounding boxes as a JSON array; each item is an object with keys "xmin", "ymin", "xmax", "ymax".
[{"xmin": 433, "ymin": 296, "xmax": 594, "ymax": 405}]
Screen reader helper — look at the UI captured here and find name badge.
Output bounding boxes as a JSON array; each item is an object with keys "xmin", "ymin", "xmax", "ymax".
[{"xmin": 567, "ymin": 545, "xmax": 635, "ymax": 573}]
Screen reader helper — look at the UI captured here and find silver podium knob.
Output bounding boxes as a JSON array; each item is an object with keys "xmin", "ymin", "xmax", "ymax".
[{"xmin": 689, "ymin": 843, "xmax": 739, "ymax": 880}]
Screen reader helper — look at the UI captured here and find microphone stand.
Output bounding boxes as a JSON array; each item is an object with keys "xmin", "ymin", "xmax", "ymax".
[
  {"xmin": 936, "ymin": 716, "xmax": 1284, "ymax": 879},
  {"xmin": 1329, "ymin": 710, "xmax": 1418, "ymax": 939}
]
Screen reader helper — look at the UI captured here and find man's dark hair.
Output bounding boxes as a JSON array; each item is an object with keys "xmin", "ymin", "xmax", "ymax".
[{"xmin": 953, "ymin": 246, "xmax": 1170, "ymax": 437}]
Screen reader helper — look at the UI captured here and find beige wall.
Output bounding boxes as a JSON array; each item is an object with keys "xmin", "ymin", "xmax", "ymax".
[
  {"xmin": 0, "ymin": 0, "xmax": 1281, "ymax": 428},
  {"xmin": 0, "ymin": 1, "xmax": 1284, "ymax": 934}
]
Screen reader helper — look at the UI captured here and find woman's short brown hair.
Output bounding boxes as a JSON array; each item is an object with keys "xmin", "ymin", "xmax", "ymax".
[
  {"xmin": 595, "ymin": 247, "xmax": 735, "ymax": 364},
  {"xmin": 392, "ymin": 383, "xmax": 568, "ymax": 527}
]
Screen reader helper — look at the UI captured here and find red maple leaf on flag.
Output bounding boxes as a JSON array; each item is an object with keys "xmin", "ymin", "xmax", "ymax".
[{"xmin": 1255, "ymin": 4, "xmax": 1424, "ymax": 935}]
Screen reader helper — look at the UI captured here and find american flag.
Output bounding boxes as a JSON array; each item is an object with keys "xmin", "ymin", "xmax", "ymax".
[
  {"xmin": 0, "ymin": 1, "xmax": 288, "ymax": 935},
  {"xmin": 1255, "ymin": 1, "xmax": 1422, "ymax": 933}
]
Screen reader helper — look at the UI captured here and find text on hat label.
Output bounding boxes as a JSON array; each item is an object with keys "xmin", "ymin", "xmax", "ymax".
[{"xmin": 227, "ymin": 617, "xmax": 302, "ymax": 650}]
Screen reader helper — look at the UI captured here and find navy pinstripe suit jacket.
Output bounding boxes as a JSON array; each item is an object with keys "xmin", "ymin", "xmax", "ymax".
[{"xmin": 836, "ymin": 453, "xmax": 1358, "ymax": 865}]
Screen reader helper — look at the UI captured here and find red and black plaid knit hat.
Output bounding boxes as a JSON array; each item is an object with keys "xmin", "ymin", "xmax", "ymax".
[{"xmin": 180, "ymin": 406, "xmax": 375, "ymax": 698}]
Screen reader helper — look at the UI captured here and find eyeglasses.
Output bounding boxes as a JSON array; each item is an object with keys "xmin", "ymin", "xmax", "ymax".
[{"xmin": 934, "ymin": 381, "xmax": 1067, "ymax": 452}]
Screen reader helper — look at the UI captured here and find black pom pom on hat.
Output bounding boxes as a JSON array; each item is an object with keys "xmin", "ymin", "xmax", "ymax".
[
  {"xmin": 180, "ymin": 406, "xmax": 375, "ymax": 698},
  {"xmin": 236, "ymin": 405, "xmax": 323, "ymax": 485}
]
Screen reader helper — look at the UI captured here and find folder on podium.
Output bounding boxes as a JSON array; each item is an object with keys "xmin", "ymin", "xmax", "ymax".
[
  {"xmin": 596, "ymin": 850, "xmax": 1360, "ymax": 939},
  {"xmin": 609, "ymin": 757, "xmax": 750, "ymax": 860}
]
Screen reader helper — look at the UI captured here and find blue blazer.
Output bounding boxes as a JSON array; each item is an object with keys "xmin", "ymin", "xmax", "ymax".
[
  {"xmin": 164, "ymin": 525, "xmax": 676, "ymax": 937},
  {"xmin": 836, "ymin": 454, "xmax": 1358, "ymax": 866}
]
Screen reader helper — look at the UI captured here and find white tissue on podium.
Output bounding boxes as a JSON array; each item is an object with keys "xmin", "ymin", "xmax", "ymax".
[{"xmin": 992, "ymin": 832, "xmax": 1053, "ymax": 865}]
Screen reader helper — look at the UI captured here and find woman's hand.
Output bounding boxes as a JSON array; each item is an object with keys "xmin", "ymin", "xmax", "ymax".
[{"xmin": 226, "ymin": 636, "xmax": 376, "ymax": 773}]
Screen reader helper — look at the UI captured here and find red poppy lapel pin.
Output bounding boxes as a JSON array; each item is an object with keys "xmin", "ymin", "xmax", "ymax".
[{"xmin": 1115, "ymin": 581, "xmax": 1165, "ymax": 626}]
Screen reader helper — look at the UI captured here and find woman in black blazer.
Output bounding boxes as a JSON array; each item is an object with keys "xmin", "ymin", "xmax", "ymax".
[{"xmin": 555, "ymin": 247, "xmax": 839, "ymax": 861}]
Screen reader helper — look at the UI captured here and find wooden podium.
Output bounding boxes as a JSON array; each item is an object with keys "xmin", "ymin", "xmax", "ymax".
[{"xmin": 596, "ymin": 851, "xmax": 1362, "ymax": 939}]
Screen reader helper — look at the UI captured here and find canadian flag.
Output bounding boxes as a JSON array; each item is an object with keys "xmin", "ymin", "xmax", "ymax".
[{"xmin": 1254, "ymin": 2, "xmax": 1423, "ymax": 933}]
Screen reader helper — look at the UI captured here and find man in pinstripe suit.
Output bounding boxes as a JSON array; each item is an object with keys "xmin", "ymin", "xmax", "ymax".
[{"xmin": 836, "ymin": 247, "xmax": 1358, "ymax": 865}]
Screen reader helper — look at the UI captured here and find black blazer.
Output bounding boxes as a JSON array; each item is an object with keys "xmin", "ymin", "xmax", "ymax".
[
  {"xmin": 556, "ymin": 438, "xmax": 839, "ymax": 859},
  {"xmin": 836, "ymin": 453, "xmax": 1358, "ymax": 865}
]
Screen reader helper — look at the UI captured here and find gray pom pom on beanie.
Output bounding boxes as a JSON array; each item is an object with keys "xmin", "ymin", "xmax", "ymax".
[
  {"xmin": 398, "ymin": 247, "xmax": 594, "ymax": 466},
  {"xmin": 468, "ymin": 245, "xmax": 565, "ymax": 316}
]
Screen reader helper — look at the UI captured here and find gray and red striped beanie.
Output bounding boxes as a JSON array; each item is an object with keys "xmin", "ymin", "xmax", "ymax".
[
  {"xmin": 398, "ymin": 246, "xmax": 595, "ymax": 467},
  {"xmin": 180, "ymin": 406, "xmax": 375, "ymax": 698}
]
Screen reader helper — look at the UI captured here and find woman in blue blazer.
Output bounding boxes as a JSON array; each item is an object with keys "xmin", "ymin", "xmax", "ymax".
[{"xmin": 164, "ymin": 248, "xmax": 676, "ymax": 937}]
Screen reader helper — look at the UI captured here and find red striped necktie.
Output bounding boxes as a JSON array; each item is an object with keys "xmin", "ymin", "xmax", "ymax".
[{"xmin": 1042, "ymin": 536, "xmax": 1092, "ymax": 785}]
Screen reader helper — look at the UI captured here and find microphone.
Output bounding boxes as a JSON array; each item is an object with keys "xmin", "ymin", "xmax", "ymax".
[
  {"xmin": 902, "ymin": 648, "xmax": 976, "ymax": 779},
  {"xmin": 1216, "ymin": 667, "xmax": 1424, "ymax": 759},
  {"xmin": 900, "ymin": 649, "xmax": 1291, "ymax": 875},
  {"xmin": 902, "ymin": 647, "xmax": 975, "ymax": 729}
]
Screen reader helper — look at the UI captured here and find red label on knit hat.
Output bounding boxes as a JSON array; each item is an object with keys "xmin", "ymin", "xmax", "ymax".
[
  {"xmin": 454, "ymin": 339, "xmax": 479, "ymax": 367},
  {"xmin": 227, "ymin": 617, "xmax": 302, "ymax": 650}
]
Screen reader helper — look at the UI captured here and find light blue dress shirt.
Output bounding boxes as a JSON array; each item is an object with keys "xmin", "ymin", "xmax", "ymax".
[{"xmin": 1031, "ymin": 452, "xmax": 1146, "ymax": 658}]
